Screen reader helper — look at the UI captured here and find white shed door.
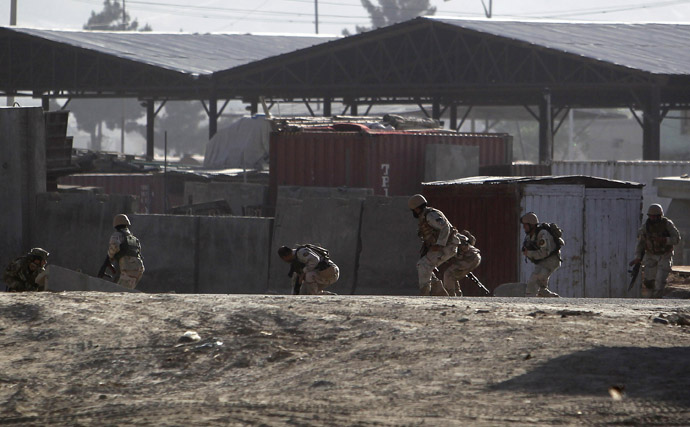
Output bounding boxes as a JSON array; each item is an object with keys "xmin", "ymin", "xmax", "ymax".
[
  {"xmin": 583, "ymin": 188, "xmax": 642, "ymax": 298},
  {"xmin": 520, "ymin": 184, "xmax": 585, "ymax": 297}
]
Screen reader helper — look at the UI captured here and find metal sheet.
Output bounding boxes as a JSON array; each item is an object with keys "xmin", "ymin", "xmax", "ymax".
[
  {"xmin": 520, "ymin": 184, "xmax": 585, "ymax": 298},
  {"xmin": 552, "ymin": 160, "xmax": 690, "ymax": 212},
  {"xmin": 423, "ymin": 183, "xmax": 520, "ymax": 293},
  {"xmin": 433, "ymin": 18, "xmax": 690, "ymax": 75},
  {"xmin": 270, "ymin": 130, "xmax": 512, "ymax": 204},
  {"xmin": 7, "ymin": 27, "xmax": 336, "ymax": 76},
  {"xmin": 583, "ymin": 188, "xmax": 642, "ymax": 298}
]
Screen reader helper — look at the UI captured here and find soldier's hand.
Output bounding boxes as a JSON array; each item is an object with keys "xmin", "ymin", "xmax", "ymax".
[
  {"xmin": 429, "ymin": 245, "xmax": 442, "ymax": 252},
  {"xmin": 629, "ymin": 258, "xmax": 641, "ymax": 266}
]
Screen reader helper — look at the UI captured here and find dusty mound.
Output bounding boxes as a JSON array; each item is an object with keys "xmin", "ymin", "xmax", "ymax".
[{"xmin": 0, "ymin": 293, "xmax": 688, "ymax": 425}]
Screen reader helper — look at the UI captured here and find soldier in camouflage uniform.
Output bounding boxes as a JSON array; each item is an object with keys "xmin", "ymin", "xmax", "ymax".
[
  {"xmin": 3, "ymin": 248, "xmax": 49, "ymax": 292},
  {"xmin": 278, "ymin": 244, "xmax": 339, "ymax": 295},
  {"xmin": 108, "ymin": 214, "xmax": 145, "ymax": 289},
  {"xmin": 408, "ymin": 194, "xmax": 460, "ymax": 296},
  {"xmin": 629, "ymin": 204, "xmax": 681, "ymax": 298},
  {"xmin": 442, "ymin": 231, "xmax": 481, "ymax": 297},
  {"xmin": 521, "ymin": 212, "xmax": 561, "ymax": 298}
]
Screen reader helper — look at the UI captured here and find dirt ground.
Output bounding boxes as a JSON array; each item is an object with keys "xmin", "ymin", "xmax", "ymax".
[{"xmin": 0, "ymin": 286, "xmax": 689, "ymax": 426}]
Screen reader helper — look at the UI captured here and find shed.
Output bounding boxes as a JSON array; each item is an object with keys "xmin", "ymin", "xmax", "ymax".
[{"xmin": 423, "ymin": 176, "xmax": 644, "ymax": 297}]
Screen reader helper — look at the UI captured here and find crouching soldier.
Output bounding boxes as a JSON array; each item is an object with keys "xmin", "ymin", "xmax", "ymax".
[
  {"xmin": 521, "ymin": 212, "xmax": 562, "ymax": 298},
  {"xmin": 629, "ymin": 204, "xmax": 681, "ymax": 298},
  {"xmin": 3, "ymin": 248, "xmax": 49, "ymax": 292},
  {"xmin": 408, "ymin": 194, "xmax": 460, "ymax": 296},
  {"xmin": 442, "ymin": 231, "xmax": 481, "ymax": 297},
  {"xmin": 108, "ymin": 214, "xmax": 145, "ymax": 289},
  {"xmin": 278, "ymin": 244, "xmax": 339, "ymax": 295}
]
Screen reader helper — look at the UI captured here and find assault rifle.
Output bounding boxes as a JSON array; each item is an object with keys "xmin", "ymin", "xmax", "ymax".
[
  {"xmin": 467, "ymin": 272, "xmax": 491, "ymax": 296},
  {"xmin": 628, "ymin": 249, "xmax": 645, "ymax": 291},
  {"xmin": 97, "ymin": 256, "xmax": 117, "ymax": 280},
  {"xmin": 287, "ymin": 263, "xmax": 303, "ymax": 295}
]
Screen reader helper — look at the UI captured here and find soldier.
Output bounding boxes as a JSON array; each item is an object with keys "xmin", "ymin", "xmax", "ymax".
[
  {"xmin": 442, "ymin": 230, "xmax": 481, "ymax": 297},
  {"xmin": 521, "ymin": 212, "xmax": 561, "ymax": 298},
  {"xmin": 108, "ymin": 214, "xmax": 145, "ymax": 289},
  {"xmin": 408, "ymin": 194, "xmax": 460, "ymax": 296},
  {"xmin": 629, "ymin": 204, "xmax": 681, "ymax": 298},
  {"xmin": 3, "ymin": 248, "xmax": 49, "ymax": 292},
  {"xmin": 278, "ymin": 244, "xmax": 339, "ymax": 295}
]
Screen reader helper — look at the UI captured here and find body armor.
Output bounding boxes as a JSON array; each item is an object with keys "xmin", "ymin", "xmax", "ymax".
[
  {"xmin": 115, "ymin": 228, "xmax": 141, "ymax": 259},
  {"xmin": 644, "ymin": 218, "xmax": 673, "ymax": 255}
]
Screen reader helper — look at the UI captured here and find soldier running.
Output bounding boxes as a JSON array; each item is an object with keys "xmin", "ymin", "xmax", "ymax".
[
  {"xmin": 278, "ymin": 244, "xmax": 339, "ymax": 295},
  {"xmin": 3, "ymin": 248, "xmax": 50, "ymax": 292},
  {"xmin": 521, "ymin": 212, "xmax": 561, "ymax": 298}
]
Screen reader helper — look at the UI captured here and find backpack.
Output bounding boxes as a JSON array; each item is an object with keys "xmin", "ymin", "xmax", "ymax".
[{"xmin": 537, "ymin": 223, "xmax": 565, "ymax": 250}]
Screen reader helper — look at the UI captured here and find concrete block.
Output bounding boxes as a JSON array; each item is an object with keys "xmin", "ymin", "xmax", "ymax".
[
  {"xmin": 184, "ymin": 182, "xmax": 268, "ymax": 216},
  {"xmin": 356, "ymin": 196, "xmax": 420, "ymax": 295},
  {"xmin": 45, "ymin": 265, "xmax": 139, "ymax": 293},
  {"xmin": 129, "ymin": 214, "xmax": 197, "ymax": 294},
  {"xmin": 197, "ymin": 216, "xmax": 273, "ymax": 293},
  {"xmin": 268, "ymin": 196, "xmax": 363, "ymax": 295},
  {"xmin": 493, "ymin": 282, "xmax": 527, "ymax": 297},
  {"xmin": 424, "ymin": 144, "xmax": 479, "ymax": 182},
  {"xmin": 0, "ymin": 107, "xmax": 45, "ymax": 268}
]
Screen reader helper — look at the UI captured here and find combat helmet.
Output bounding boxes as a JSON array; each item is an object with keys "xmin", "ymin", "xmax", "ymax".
[
  {"xmin": 521, "ymin": 212, "xmax": 539, "ymax": 225},
  {"xmin": 113, "ymin": 214, "xmax": 131, "ymax": 227},
  {"xmin": 407, "ymin": 194, "xmax": 427, "ymax": 210},
  {"xmin": 29, "ymin": 248, "xmax": 49, "ymax": 261},
  {"xmin": 647, "ymin": 204, "xmax": 663, "ymax": 216}
]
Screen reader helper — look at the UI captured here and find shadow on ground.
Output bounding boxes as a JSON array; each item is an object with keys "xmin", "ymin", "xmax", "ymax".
[{"xmin": 491, "ymin": 346, "xmax": 690, "ymax": 404}]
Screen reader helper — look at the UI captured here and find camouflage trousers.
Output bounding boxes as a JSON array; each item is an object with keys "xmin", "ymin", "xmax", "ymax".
[
  {"xmin": 117, "ymin": 256, "xmax": 145, "ymax": 289},
  {"xmin": 417, "ymin": 244, "xmax": 458, "ymax": 296},
  {"xmin": 525, "ymin": 254, "xmax": 561, "ymax": 297},
  {"xmin": 642, "ymin": 252, "xmax": 672, "ymax": 298},
  {"xmin": 443, "ymin": 254, "xmax": 481, "ymax": 297},
  {"xmin": 300, "ymin": 265, "xmax": 339, "ymax": 295}
]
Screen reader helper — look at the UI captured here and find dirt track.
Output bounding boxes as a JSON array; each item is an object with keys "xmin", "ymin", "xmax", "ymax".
[{"xmin": 0, "ymin": 292, "xmax": 689, "ymax": 426}]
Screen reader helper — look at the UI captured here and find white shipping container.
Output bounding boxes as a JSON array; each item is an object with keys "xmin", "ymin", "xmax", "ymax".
[{"xmin": 551, "ymin": 161, "xmax": 690, "ymax": 213}]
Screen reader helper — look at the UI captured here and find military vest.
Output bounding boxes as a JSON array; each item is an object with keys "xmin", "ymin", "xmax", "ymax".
[
  {"xmin": 115, "ymin": 228, "xmax": 141, "ymax": 259},
  {"xmin": 644, "ymin": 218, "xmax": 673, "ymax": 255}
]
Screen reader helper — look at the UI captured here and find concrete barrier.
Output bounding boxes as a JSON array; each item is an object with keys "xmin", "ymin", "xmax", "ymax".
[
  {"xmin": 45, "ymin": 265, "xmax": 140, "ymax": 293},
  {"xmin": 183, "ymin": 182, "xmax": 268, "ymax": 216},
  {"xmin": 356, "ymin": 196, "xmax": 420, "ymax": 295},
  {"xmin": 0, "ymin": 107, "xmax": 46, "ymax": 268},
  {"xmin": 493, "ymin": 282, "xmax": 527, "ymax": 297},
  {"xmin": 268, "ymin": 196, "xmax": 364, "ymax": 295}
]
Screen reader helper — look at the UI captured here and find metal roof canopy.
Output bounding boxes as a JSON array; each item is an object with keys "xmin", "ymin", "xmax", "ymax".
[
  {"xmin": 4, "ymin": 19, "xmax": 690, "ymax": 161},
  {"xmin": 214, "ymin": 17, "xmax": 690, "ymax": 162},
  {"xmin": 0, "ymin": 26, "xmax": 336, "ymax": 159},
  {"xmin": 423, "ymin": 175, "xmax": 644, "ymax": 189}
]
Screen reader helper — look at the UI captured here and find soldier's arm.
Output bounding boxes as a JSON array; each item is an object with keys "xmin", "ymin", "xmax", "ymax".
[
  {"xmin": 666, "ymin": 220, "xmax": 681, "ymax": 246},
  {"xmin": 426, "ymin": 211, "xmax": 451, "ymax": 246},
  {"xmin": 634, "ymin": 226, "xmax": 645, "ymax": 259},
  {"xmin": 526, "ymin": 229, "xmax": 555, "ymax": 260},
  {"xmin": 108, "ymin": 233, "xmax": 122, "ymax": 259}
]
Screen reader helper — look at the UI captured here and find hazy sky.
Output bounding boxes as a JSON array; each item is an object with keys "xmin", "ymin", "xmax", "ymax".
[{"xmin": 3, "ymin": 0, "xmax": 690, "ymax": 35}]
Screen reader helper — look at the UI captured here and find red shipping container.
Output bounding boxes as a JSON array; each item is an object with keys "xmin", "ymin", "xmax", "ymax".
[{"xmin": 269, "ymin": 129, "xmax": 512, "ymax": 204}]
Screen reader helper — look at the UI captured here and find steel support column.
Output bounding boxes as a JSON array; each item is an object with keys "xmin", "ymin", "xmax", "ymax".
[
  {"xmin": 642, "ymin": 86, "xmax": 661, "ymax": 160},
  {"xmin": 323, "ymin": 97, "xmax": 331, "ymax": 117},
  {"xmin": 351, "ymin": 102, "xmax": 358, "ymax": 116},
  {"xmin": 432, "ymin": 100, "xmax": 441, "ymax": 120},
  {"xmin": 450, "ymin": 104, "xmax": 457, "ymax": 130},
  {"xmin": 146, "ymin": 100, "xmax": 154, "ymax": 161},
  {"xmin": 42, "ymin": 95, "xmax": 50, "ymax": 111},
  {"xmin": 538, "ymin": 91, "xmax": 553, "ymax": 164},
  {"xmin": 209, "ymin": 97, "xmax": 218, "ymax": 139}
]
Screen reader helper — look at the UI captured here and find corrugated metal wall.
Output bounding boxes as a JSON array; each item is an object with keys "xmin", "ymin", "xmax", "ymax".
[
  {"xmin": 424, "ymin": 183, "xmax": 520, "ymax": 293},
  {"xmin": 551, "ymin": 160, "xmax": 690, "ymax": 212},
  {"xmin": 520, "ymin": 184, "xmax": 586, "ymax": 297},
  {"xmin": 583, "ymin": 188, "xmax": 642, "ymax": 298},
  {"xmin": 270, "ymin": 131, "xmax": 512, "ymax": 204}
]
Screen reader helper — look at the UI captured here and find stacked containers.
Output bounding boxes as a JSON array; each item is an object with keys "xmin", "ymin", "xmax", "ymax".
[{"xmin": 269, "ymin": 129, "xmax": 513, "ymax": 205}]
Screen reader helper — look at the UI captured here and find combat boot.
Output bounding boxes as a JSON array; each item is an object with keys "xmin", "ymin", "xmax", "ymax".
[{"xmin": 537, "ymin": 287, "xmax": 560, "ymax": 298}]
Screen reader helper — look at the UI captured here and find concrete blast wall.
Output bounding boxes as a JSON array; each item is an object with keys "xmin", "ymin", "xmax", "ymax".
[
  {"xmin": 183, "ymin": 182, "xmax": 268, "ymax": 216},
  {"xmin": 132, "ymin": 214, "xmax": 273, "ymax": 294},
  {"xmin": 0, "ymin": 107, "xmax": 46, "ymax": 267},
  {"xmin": 357, "ymin": 196, "xmax": 420, "ymax": 295},
  {"xmin": 268, "ymin": 196, "xmax": 364, "ymax": 295},
  {"xmin": 32, "ymin": 192, "xmax": 137, "ymax": 276}
]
